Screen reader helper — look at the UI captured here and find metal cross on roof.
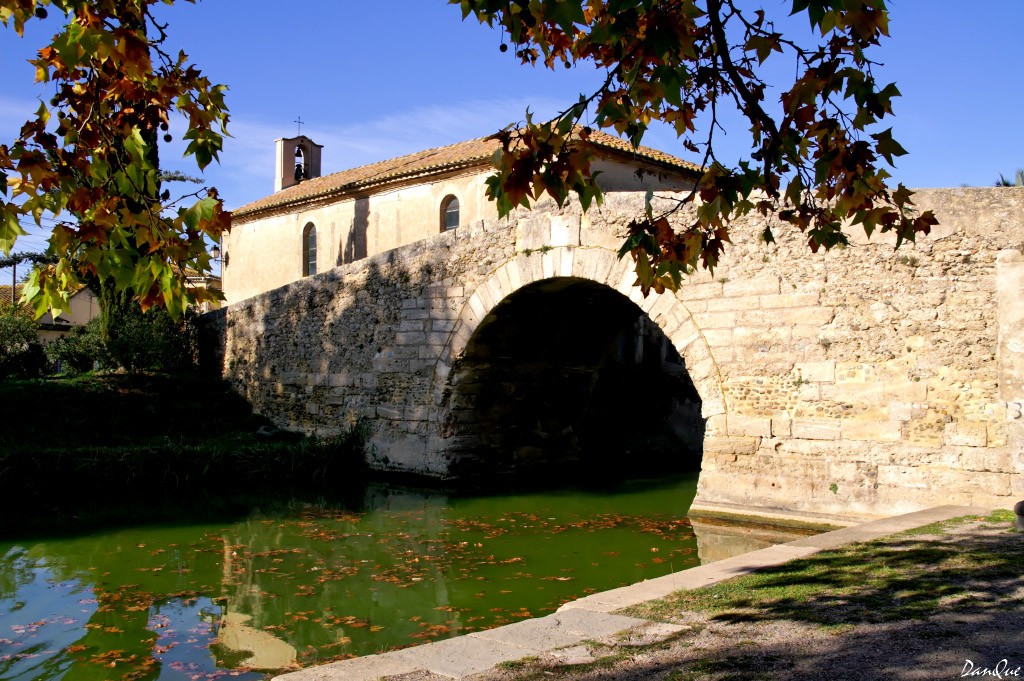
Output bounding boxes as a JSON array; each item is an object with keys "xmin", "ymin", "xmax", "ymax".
[{"xmin": 294, "ymin": 116, "xmax": 304, "ymax": 136}]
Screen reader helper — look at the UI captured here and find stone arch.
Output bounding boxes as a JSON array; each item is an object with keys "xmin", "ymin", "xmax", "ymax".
[{"xmin": 426, "ymin": 244, "xmax": 727, "ymax": 478}]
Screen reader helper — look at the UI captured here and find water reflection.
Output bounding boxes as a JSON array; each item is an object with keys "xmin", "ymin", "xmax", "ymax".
[
  {"xmin": 0, "ymin": 475, "xmax": 811, "ymax": 679},
  {"xmin": 690, "ymin": 517, "xmax": 818, "ymax": 564}
]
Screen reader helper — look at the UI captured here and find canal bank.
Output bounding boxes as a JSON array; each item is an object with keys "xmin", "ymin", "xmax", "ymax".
[{"xmin": 275, "ymin": 505, "xmax": 991, "ymax": 680}]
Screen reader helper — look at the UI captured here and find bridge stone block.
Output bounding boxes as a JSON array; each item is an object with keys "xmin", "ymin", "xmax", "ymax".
[
  {"xmin": 541, "ymin": 249, "xmax": 558, "ymax": 279},
  {"xmin": 728, "ymin": 415, "xmax": 772, "ymax": 438},
  {"xmin": 724, "ymin": 276, "xmax": 780, "ymax": 298},
  {"xmin": 515, "ymin": 216, "xmax": 556, "ymax": 252},
  {"xmin": 551, "ymin": 215, "xmax": 581, "ymax": 248},
  {"xmin": 494, "ymin": 263, "xmax": 515, "ymax": 297},
  {"xmin": 571, "ymin": 247, "xmax": 593, "ymax": 280},
  {"xmin": 466, "ymin": 294, "xmax": 487, "ymax": 326},
  {"xmin": 418, "ymin": 345, "xmax": 445, "ymax": 360},
  {"xmin": 678, "ymin": 281, "xmax": 723, "ymax": 301},
  {"xmin": 695, "ymin": 311, "xmax": 737, "ymax": 329},
  {"xmin": 280, "ymin": 371, "xmax": 305, "ymax": 385},
  {"xmin": 400, "ymin": 308, "xmax": 430, "ymax": 320},
  {"xmin": 841, "ymin": 419, "xmax": 902, "ymax": 442},
  {"xmin": 558, "ymin": 247, "xmax": 575, "ymax": 277},
  {"xmin": 614, "ymin": 265, "xmax": 638, "ymax": 298},
  {"xmin": 792, "ymin": 419, "xmax": 841, "ymax": 440},
  {"xmin": 668, "ymin": 322, "xmax": 701, "ymax": 352},
  {"xmin": 688, "ymin": 358, "xmax": 717, "ymax": 385},
  {"xmin": 376, "ymin": 405, "xmax": 403, "ymax": 420},
  {"xmin": 592, "ymin": 249, "xmax": 622, "ymax": 284},
  {"xmin": 882, "ymin": 380, "xmax": 928, "ymax": 403},
  {"xmin": 759, "ymin": 291, "xmax": 821, "ymax": 308},
  {"xmin": 331, "ymin": 372, "xmax": 360, "ymax": 387},
  {"xmin": 944, "ymin": 421, "xmax": 988, "ymax": 447},
  {"xmin": 474, "ymin": 280, "xmax": 496, "ymax": 311},
  {"xmin": 772, "ymin": 417, "xmax": 793, "ymax": 437},
  {"xmin": 705, "ymin": 414, "xmax": 727, "ymax": 436},
  {"xmin": 483, "ymin": 275, "xmax": 506, "ymax": 307},
  {"xmin": 782, "ymin": 306, "xmax": 835, "ymax": 326},
  {"xmin": 702, "ymin": 329, "xmax": 733, "ymax": 348},
  {"xmin": 700, "ymin": 397, "xmax": 725, "ymax": 419},
  {"xmin": 395, "ymin": 332, "xmax": 426, "ymax": 345},
  {"xmin": 450, "ymin": 324, "xmax": 473, "ymax": 358},
  {"xmin": 520, "ymin": 251, "xmax": 544, "ymax": 284},
  {"xmin": 795, "ymin": 360, "xmax": 835, "ymax": 383},
  {"xmin": 707, "ymin": 294, "xmax": 760, "ymax": 312},
  {"xmin": 704, "ymin": 435, "xmax": 758, "ymax": 456},
  {"xmin": 434, "ymin": 361, "xmax": 451, "ymax": 384},
  {"xmin": 426, "ymin": 332, "xmax": 448, "ymax": 346},
  {"xmin": 647, "ymin": 292, "xmax": 677, "ymax": 326}
]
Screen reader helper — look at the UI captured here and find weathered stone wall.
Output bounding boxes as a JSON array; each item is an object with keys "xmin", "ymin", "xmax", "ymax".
[
  {"xmin": 205, "ymin": 187, "xmax": 1024, "ymax": 521},
  {"xmin": 688, "ymin": 188, "xmax": 1024, "ymax": 518}
]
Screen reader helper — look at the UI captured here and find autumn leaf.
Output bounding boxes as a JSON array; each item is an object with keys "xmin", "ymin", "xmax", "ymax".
[{"xmin": 454, "ymin": 0, "xmax": 930, "ymax": 293}]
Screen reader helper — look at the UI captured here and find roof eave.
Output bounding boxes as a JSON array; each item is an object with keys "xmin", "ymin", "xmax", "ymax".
[{"xmin": 232, "ymin": 156, "xmax": 493, "ymax": 223}]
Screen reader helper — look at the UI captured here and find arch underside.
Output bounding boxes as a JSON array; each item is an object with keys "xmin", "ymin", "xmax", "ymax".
[{"xmin": 430, "ymin": 246, "xmax": 724, "ymax": 484}]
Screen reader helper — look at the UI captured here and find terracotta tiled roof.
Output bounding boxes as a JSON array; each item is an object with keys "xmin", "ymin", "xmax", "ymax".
[
  {"xmin": 233, "ymin": 130, "xmax": 701, "ymax": 219},
  {"xmin": 0, "ymin": 284, "xmax": 25, "ymax": 305}
]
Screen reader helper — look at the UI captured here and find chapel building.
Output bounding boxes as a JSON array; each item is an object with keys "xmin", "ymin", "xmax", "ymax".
[{"xmin": 223, "ymin": 131, "xmax": 701, "ymax": 304}]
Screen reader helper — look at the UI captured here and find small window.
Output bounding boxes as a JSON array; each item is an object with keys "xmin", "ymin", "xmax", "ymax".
[
  {"xmin": 302, "ymin": 223, "xmax": 317, "ymax": 276},
  {"xmin": 441, "ymin": 195, "xmax": 460, "ymax": 231}
]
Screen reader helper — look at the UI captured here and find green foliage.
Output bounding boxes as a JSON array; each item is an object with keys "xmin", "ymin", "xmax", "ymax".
[
  {"xmin": 995, "ymin": 169, "xmax": 1024, "ymax": 187},
  {"xmin": 1, "ymin": 0, "xmax": 229, "ymax": 318},
  {"xmin": 44, "ymin": 317, "xmax": 104, "ymax": 373},
  {"xmin": 98, "ymin": 284, "xmax": 199, "ymax": 372},
  {"xmin": 0, "ymin": 301, "xmax": 44, "ymax": 377},
  {"xmin": 0, "ymin": 374, "xmax": 369, "ymax": 528}
]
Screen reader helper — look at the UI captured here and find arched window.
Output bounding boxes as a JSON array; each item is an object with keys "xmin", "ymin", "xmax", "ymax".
[
  {"xmin": 302, "ymin": 223, "xmax": 317, "ymax": 276},
  {"xmin": 441, "ymin": 195, "xmax": 460, "ymax": 231}
]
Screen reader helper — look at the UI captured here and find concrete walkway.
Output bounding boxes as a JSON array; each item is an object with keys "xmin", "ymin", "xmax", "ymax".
[{"xmin": 274, "ymin": 505, "xmax": 988, "ymax": 681}]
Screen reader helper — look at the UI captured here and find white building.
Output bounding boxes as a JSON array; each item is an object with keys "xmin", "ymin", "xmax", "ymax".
[{"xmin": 223, "ymin": 132, "xmax": 701, "ymax": 304}]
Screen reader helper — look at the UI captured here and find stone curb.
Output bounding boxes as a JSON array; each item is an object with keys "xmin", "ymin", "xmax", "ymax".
[{"xmin": 274, "ymin": 505, "xmax": 989, "ymax": 681}]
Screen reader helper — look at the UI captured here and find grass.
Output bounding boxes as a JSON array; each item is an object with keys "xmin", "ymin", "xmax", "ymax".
[
  {"xmin": 625, "ymin": 511, "xmax": 1021, "ymax": 628},
  {"xmin": 0, "ymin": 372, "xmax": 368, "ymax": 535}
]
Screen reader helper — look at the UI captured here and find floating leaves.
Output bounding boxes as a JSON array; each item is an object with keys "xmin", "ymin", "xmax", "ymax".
[{"xmin": 0, "ymin": 478, "xmax": 710, "ymax": 677}]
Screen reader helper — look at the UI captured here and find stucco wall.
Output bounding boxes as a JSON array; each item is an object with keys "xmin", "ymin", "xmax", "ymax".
[
  {"xmin": 36, "ymin": 287, "xmax": 99, "ymax": 343},
  {"xmin": 205, "ymin": 187, "xmax": 1024, "ymax": 522},
  {"xmin": 223, "ymin": 169, "xmax": 496, "ymax": 305}
]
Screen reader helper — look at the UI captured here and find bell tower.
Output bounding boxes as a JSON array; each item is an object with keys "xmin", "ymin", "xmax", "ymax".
[{"xmin": 275, "ymin": 135, "xmax": 323, "ymax": 192}]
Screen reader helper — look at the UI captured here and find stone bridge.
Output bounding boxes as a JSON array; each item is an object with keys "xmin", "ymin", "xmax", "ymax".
[{"xmin": 205, "ymin": 188, "xmax": 1024, "ymax": 522}]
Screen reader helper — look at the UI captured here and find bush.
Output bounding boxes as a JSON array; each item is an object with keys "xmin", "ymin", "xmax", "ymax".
[
  {"xmin": 45, "ymin": 318, "xmax": 106, "ymax": 374},
  {"xmin": 100, "ymin": 291, "xmax": 199, "ymax": 373},
  {"xmin": 0, "ymin": 303, "xmax": 44, "ymax": 378}
]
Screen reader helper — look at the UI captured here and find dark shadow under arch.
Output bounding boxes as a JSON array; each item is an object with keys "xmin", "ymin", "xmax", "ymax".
[{"xmin": 442, "ymin": 277, "xmax": 705, "ymax": 485}]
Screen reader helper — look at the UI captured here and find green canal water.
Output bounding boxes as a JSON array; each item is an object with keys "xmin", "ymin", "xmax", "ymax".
[{"xmin": 0, "ymin": 474, "xmax": 785, "ymax": 680}]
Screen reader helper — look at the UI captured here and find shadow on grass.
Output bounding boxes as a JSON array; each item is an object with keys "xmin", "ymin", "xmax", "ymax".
[{"xmin": 669, "ymin": 527, "xmax": 1024, "ymax": 628}]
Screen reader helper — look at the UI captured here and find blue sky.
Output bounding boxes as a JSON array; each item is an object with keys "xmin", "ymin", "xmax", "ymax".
[{"xmin": 2, "ymin": 0, "xmax": 1023, "ymax": 269}]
